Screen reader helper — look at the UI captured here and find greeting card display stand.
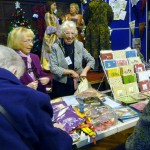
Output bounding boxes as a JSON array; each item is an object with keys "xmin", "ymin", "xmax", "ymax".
[{"xmin": 99, "ymin": 49, "xmax": 150, "ymax": 103}]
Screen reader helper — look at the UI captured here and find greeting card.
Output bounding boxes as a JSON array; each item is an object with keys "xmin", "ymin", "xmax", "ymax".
[
  {"xmin": 124, "ymin": 82, "xmax": 139, "ymax": 95},
  {"xmin": 130, "ymin": 100, "xmax": 149, "ymax": 112},
  {"xmin": 109, "ymin": 76, "xmax": 123, "ymax": 86},
  {"xmin": 53, "ymin": 106, "xmax": 85, "ymax": 133},
  {"xmin": 117, "ymin": 96, "xmax": 138, "ymax": 104},
  {"xmin": 120, "ymin": 65, "xmax": 134, "ymax": 75},
  {"xmin": 112, "ymin": 85, "xmax": 127, "ymax": 99},
  {"xmin": 125, "ymin": 50, "xmax": 137, "ymax": 58},
  {"xmin": 113, "ymin": 50, "xmax": 126, "ymax": 59},
  {"xmin": 122, "ymin": 73, "xmax": 137, "ymax": 84},
  {"xmin": 134, "ymin": 63, "xmax": 145, "ymax": 73},
  {"xmin": 103, "ymin": 59, "xmax": 117, "ymax": 69},
  {"xmin": 130, "ymin": 93, "xmax": 148, "ymax": 101},
  {"xmin": 128, "ymin": 57, "xmax": 142, "ymax": 65},
  {"xmin": 137, "ymin": 71, "xmax": 149, "ymax": 82},
  {"xmin": 116, "ymin": 59, "xmax": 128, "ymax": 67},
  {"xmin": 107, "ymin": 67, "xmax": 120, "ymax": 78},
  {"xmin": 101, "ymin": 52, "xmax": 113, "ymax": 60},
  {"xmin": 141, "ymin": 90, "xmax": 150, "ymax": 97},
  {"xmin": 138, "ymin": 80, "xmax": 150, "ymax": 92}
]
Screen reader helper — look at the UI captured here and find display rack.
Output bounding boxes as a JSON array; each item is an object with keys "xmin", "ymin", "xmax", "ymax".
[{"xmin": 99, "ymin": 49, "xmax": 147, "ymax": 101}]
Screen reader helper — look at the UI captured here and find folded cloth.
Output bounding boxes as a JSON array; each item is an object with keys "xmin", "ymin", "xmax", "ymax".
[{"xmin": 46, "ymin": 26, "xmax": 57, "ymax": 34}]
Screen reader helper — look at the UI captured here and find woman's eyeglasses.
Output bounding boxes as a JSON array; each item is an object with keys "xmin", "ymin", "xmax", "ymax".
[
  {"xmin": 64, "ymin": 32, "xmax": 76, "ymax": 36},
  {"xmin": 22, "ymin": 40, "xmax": 34, "ymax": 44}
]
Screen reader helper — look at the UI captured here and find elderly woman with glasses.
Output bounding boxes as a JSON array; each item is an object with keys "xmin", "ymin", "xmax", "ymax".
[
  {"xmin": 50, "ymin": 21, "xmax": 95, "ymax": 98},
  {"xmin": 7, "ymin": 27, "xmax": 52, "ymax": 93}
]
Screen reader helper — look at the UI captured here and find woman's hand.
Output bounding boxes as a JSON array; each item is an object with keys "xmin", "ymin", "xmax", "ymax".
[
  {"xmin": 70, "ymin": 70, "xmax": 79, "ymax": 78},
  {"xmin": 27, "ymin": 81, "xmax": 38, "ymax": 90},
  {"xmin": 80, "ymin": 66, "xmax": 91, "ymax": 77},
  {"xmin": 80, "ymin": 71, "xmax": 87, "ymax": 77},
  {"xmin": 38, "ymin": 77, "xmax": 50, "ymax": 85}
]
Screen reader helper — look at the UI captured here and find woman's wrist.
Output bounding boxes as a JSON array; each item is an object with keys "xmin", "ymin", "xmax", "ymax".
[{"xmin": 68, "ymin": 70, "xmax": 72, "ymax": 75}]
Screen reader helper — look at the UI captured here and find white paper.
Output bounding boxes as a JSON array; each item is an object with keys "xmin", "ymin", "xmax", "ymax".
[
  {"xmin": 62, "ymin": 95, "xmax": 79, "ymax": 106},
  {"xmin": 119, "ymin": 10, "xmax": 127, "ymax": 20},
  {"xmin": 103, "ymin": 96, "xmax": 121, "ymax": 108},
  {"xmin": 131, "ymin": 0, "xmax": 140, "ymax": 7},
  {"xmin": 120, "ymin": 1, "xmax": 127, "ymax": 10}
]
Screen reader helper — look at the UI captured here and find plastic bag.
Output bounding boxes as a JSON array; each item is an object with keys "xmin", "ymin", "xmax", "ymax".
[{"xmin": 74, "ymin": 78, "xmax": 91, "ymax": 95}]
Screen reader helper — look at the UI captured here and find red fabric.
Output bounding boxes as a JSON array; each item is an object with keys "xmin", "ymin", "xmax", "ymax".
[
  {"xmin": 141, "ymin": 0, "xmax": 147, "ymax": 16},
  {"xmin": 33, "ymin": 5, "xmax": 46, "ymax": 40}
]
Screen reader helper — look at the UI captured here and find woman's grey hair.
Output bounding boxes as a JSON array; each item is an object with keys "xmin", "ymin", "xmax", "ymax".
[
  {"xmin": 0, "ymin": 45, "xmax": 25, "ymax": 79},
  {"xmin": 60, "ymin": 21, "xmax": 78, "ymax": 38}
]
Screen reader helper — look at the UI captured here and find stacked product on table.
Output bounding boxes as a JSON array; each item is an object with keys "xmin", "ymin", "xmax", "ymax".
[{"xmin": 51, "ymin": 88, "xmax": 118, "ymax": 143}]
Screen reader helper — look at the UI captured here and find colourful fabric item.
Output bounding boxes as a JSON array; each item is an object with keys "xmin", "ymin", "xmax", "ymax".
[
  {"xmin": 18, "ymin": 51, "xmax": 35, "ymax": 80},
  {"xmin": 83, "ymin": 0, "xmax": 114, "ymax": 58},
  {"xmin": 41, "ymin": 12, "xmax": 60, "ymax": 71}
]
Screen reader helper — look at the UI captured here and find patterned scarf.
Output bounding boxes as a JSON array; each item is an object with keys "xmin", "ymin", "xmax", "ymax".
[{"xmin": 18, "ymin": 51, "xmax": 35, "ymax": 80}]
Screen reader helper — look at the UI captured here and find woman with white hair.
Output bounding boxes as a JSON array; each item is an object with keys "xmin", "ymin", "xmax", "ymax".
[{"xmin": 50, "ymin": 20, "xmax": 95, "ymax": 98}]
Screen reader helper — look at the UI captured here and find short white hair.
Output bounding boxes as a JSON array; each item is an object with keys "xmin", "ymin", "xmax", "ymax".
[
  {"xmin": 0, "ymin": 45, "xmax": 25, "ymax": 79},
  {"xmin": 60, "ymin": 21, "xmax": 78, "ymax": 37}
]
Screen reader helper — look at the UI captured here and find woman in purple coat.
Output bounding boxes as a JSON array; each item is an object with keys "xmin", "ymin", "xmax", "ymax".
[{"xmin": 7, "ymin": 27, "xmax": 52, "ymax": 93}]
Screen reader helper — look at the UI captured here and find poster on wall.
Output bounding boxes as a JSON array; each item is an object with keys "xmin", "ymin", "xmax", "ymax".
[{"xmin": 109, "ymin": 0, "xmax": 127, "ymax": 20}]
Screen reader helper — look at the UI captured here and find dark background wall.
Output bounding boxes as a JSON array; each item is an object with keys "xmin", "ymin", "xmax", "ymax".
[{"xmin": 0, "ymin": 0, "xmax": 81, "ymax": 45}]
